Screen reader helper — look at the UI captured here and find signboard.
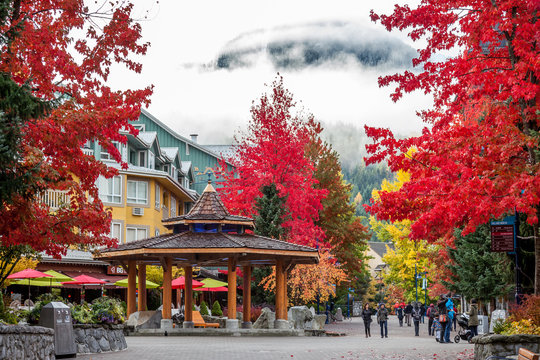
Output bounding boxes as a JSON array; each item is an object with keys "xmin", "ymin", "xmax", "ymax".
[
  {"xmin": 107, "ymin": 265, "xmax": 127, "ymax": 276},
  {"xmin": 491, "ymin": 216, "xmax": 515, "ymax": 252}
]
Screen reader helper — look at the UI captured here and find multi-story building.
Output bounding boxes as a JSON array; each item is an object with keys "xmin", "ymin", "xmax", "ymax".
[{"xmin": 23, "ymin": 110, "xmax": 235, "ymax": 302}]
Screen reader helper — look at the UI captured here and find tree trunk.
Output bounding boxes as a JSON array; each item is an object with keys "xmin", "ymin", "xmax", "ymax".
[{"xmin": 534, "ymin": 221, "xmax": 539, "ymax": 295}]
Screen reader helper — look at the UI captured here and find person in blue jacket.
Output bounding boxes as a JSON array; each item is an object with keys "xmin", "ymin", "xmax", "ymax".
[{"xmin": 444, "ymin": 297, "xmax": 455, "ymax": 343}]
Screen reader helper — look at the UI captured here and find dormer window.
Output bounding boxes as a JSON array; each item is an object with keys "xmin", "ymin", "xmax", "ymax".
[
  {"xmin": 138, "ymin": 151, "xmax": 146, "ymax": 167},
  {"xmin": 149, "ymin": 151, "xmax": 155, "ymax": 169},
  {"xmin": 101, "ymin": 141, "xmax": 122, "ymax": 161}
]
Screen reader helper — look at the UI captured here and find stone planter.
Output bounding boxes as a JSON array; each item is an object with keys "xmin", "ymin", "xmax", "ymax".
[
  {"xmin": 0, "ymin": 325, "xmax": 55, "ymax": 360},
  {"xmin": 472, "ymin": 334, "xmax": 540, "ymax": 360},
  {"xmin": 73, "ymin": 324, "xmax": 127, "ymax": 354}
]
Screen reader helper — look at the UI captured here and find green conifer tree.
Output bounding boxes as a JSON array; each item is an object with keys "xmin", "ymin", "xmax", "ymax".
[
  {"xmin": 253, "ymin": 183, "xmax": 287, "ymax": 239},
  {"xmin": 444, "ymin": 225, "xmax": 513, "ymax": 303}
]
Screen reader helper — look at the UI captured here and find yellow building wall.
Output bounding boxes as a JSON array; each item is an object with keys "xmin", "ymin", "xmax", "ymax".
[{"xmin": 107, "ymin": 174, "xmax": 190, "ymax": 244}]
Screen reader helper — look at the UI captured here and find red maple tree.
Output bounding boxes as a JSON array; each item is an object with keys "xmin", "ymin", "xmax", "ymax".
[
  {"xmin": 365, "ymin": 1, "xmax": 540, "ymax": 293},
  {"xmin": 218, "ymin": 76, "xmax": 327, "ymax": 248},
  {"xmin": 0, "ymin": 1, "xmax": 152, "ymax": 256}
]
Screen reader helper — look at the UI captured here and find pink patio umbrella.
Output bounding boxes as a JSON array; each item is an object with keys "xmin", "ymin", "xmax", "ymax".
[
  {"xmin": 7, "ymin": 269, "xmax": 53, "ymax": 303},
  {"xmin": 62, "ymin": 275, "xmax": 107, "ymax": 303}
]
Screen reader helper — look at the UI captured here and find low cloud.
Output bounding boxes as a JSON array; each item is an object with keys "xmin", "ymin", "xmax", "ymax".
[{"xmin": 195, "ymin": 21, "xmax": 416, "ymax": 72}]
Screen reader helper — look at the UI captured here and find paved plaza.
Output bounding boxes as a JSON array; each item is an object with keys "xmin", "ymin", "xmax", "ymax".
[{"xmin": 79, "ymin": 316, "xmax": 475, "ymax": 360}]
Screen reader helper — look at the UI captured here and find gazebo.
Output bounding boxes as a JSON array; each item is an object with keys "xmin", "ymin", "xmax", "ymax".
[{"xmin": 95, "ymin": 181, "xmax": 319, "ymax": 330}]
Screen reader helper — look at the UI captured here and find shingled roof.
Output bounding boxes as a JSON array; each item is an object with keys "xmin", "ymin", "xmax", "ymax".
[{"xmin": 162, "ymin": 181, "xmax": 253, "ymax": 226}]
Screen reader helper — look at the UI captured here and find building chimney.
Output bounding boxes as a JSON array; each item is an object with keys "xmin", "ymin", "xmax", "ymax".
[{"xmin": 190, "ymin": 134, "xmax": 198, "ymax": 143}]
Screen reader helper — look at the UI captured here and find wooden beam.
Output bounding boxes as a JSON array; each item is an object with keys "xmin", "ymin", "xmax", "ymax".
[
  {"xmin": 137, "ymin": 264, "xmax": 146, "ymax": 311},
  {"xmin": 162, "ymin": 257, "xmax": 172, "ymax": 320},
  {"xmin": 127, "ymin": 260, "xmax": 137, "ymax": 317},
  {"xmin": 159, "ymin": 257, "xmax": 169, "ymax": 272},
  {"xmin": 275, "ymin": 259, "xmax": 287, "ymax": 320},
  {"xmin": 227, "ymin": 258, "xmax": 237, "ymax": 320},
  {"xmin": 242, "ymin": 265, "xmax": 252, "ymax": 324},
  {"xmin": 184, "ymin": 266, "xmax": 193, "ymax": 323}
]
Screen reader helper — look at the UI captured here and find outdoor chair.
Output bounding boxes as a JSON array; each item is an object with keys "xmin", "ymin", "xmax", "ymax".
[{"xmin": 192, "ymin": 311, "xmax": 220, "ymax": 328}]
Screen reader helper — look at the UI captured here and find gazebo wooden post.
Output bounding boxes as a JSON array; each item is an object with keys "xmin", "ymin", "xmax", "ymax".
[
  {"xmin": 183, "ymin": 266, "xmax": 194, "ymax": 328},
  {"xmin": 161, "ymin": 257, "xmax": 173, "ymax": 329},
  {"xmin": 274, "ymin": 259, "xmax": 289, "ymax": 329},
  {"xmin": 226, "ymin": 257, "xmax": 239, "ymax": 329},
  {"xmin": 242, "ymin": 265, "xmax": 252, "ymax": 328},
  {"xmin": 127, "ymin": 260, "xmax": 136, "ymax": 318},
  {"xmin": 137, "ymin": 263, "xmax": 147, "ymax": 311}
]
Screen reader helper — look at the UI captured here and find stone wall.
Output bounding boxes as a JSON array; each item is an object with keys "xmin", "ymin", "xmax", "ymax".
[
  {"xmin": 472, "ymin": 334, "xmax": 540, "ymax": 360},
  {"xmin": 73, "ymin": 324, "xmax": 127, "ymax": 354},
  {"xmin": 0, "ymin": 325, "xmax": 55, "ymax": 360}
]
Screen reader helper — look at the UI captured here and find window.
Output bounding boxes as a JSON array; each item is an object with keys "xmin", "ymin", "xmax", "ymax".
[
  {"xmin": 126, "ymin": 227, "xmax": 147, "ymax": 242},
  {"xmin": 110, "ymin": 222, "xmax": 122, "ymax": 244},
  {"xmin": 171, "ymin": 197, "xmax": 177, "ymax": 217},
  {"xmin": 155, "ymin": 183, "xmax": 161, "ymax": 209},
  {"xmin": 148, "ymin": 151, "xmax": 155, "ymax": 169},
  {"xmin": 98, "ymin": 176, "xmax": 122, "ymax": 204},
  {"xmin": 163, "ymin": 164, "xmax": 169, "ymax": 174},
  {"xmin": 186, "ymin": 143, "xmax": 190, "ymax": 156},
  {"xmin": 155, "ymin": 229, "xmax": 160, "ymax": 237},
  {"xmin": 132, "ymin": 124, "xmax": 145, "ymax": 131},
  {"xmin": 127, "ymin": 180, "xmax": 148, "ymax": 204},
  {"xmin": 172, "ymin": 165, "xmax": 177, "ymax": 181},
  {"xmin": 138, "ymin": 151, "xmax": 146, "ymax": 167},
  {"xmin": 101, "ymin": 141, "xmax": 122, "ymax": 161}
]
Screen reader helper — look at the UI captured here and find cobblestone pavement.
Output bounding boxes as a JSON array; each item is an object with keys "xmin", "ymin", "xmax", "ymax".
[{"xmin": 78, "ymin": 316, "xmax": 475, "ymax": 360}]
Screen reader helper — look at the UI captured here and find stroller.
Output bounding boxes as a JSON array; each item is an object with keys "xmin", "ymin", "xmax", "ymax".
[
  {"xmin": 432, "ymin": 318, "xmax": 443, "ymax": 342},
  {"xmin": 454, "ymin": 313, "xmax": 473, "ymax": 343}
]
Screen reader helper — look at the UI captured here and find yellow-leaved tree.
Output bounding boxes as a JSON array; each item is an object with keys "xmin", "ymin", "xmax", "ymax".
[{"xmin": 369, "ymin": 170, "xmax": 442, "ymax": 303}]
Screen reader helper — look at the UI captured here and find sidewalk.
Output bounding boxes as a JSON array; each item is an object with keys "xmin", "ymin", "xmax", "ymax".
[{"xmin": 78, "ymin": 315, "xmax": 474, "ymax": 360}]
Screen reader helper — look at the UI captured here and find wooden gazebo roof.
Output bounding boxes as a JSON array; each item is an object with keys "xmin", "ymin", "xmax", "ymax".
[{"xmin": 95, "ymin": 181, "xmax": 319, "ymax": 266}]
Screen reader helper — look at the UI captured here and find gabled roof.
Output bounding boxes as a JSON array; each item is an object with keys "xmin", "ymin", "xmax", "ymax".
[
  {"xmin": 368, "ymin": 241, "xmax": 394, "ymax": 258},
  {"xmin": 137, "ymin": 131, "xmax": 157, "ymax": 147},
  {"xmin": 161, "ymin": 147, "xmax": 179, "ymax": 162}
]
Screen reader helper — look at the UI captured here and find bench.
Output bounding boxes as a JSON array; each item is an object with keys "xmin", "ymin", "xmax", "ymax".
[
  {"xmin": 192, "ymin": 311, "xmax": 220, "ymax": 328},
  {"xmin": 518, "ymin": 348, "xmax": 539, "ymax": 360}
]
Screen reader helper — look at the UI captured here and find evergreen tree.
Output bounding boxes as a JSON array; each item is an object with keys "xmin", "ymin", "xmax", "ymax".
[
  {"xmin": 253, "ymin": 183, "xmax": 287, "ymax": 239},
  {"xmin": 444, "ymin": 225, "xmax": 513, "ymax": 302}
]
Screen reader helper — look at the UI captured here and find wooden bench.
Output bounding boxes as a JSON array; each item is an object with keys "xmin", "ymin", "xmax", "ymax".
[
  {"xmin": 518, "ymin": 348, "xmax": 539, "ymax": 360},
  {"xmin": 192, "ymin": 310, "xmax": 220, "ymax": 328}
]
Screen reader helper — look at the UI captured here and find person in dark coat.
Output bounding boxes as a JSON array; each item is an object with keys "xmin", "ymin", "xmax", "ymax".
[
  {"xmin": 404, "ymin": 302, "xmax": 413, "ymax": 326},
  {"xmin": 361, "ymin": 303, "xmax": 373, "ymax": 338},
  {"xmin": 420, "ymin": 303, "xmax": 426, "ymax": 323},
  {"xmin": 412, "ymin": 302, "xmax": 422, "ymax": 336},
  {"xmin": 427, "ymin": 303, "xmax": 437, "ymax": 336},
  {"xmin": 437, "ymin": 295, "xmax": 449, "ymax": 343},
  {"xmin": 377, "ymin": 303, "xmax": 389, "ymax": 338}
]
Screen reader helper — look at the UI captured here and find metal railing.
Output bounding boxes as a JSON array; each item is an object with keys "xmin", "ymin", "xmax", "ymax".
[{"xmin": 82, "ymin": 148, "xmax": 94, "ymax": 156}]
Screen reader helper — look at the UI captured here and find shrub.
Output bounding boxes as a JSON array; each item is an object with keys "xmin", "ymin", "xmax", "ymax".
[
  {"xmin": 200, "ymin": 301, "xmax": 209, "ymax": 316},
  {"xmin": 91, "ymin": 296, "xmax": 125, "ymax": 324},
  {"xmin": 71, "ymin": 302, "xmax": 93, "ymax": 324},
  {"xmin": 27, "ymin": 293, "xmax": 66, "ymax": 324},
  {"xmin": 509, "ymin": 295, "xmax": 540, "ymax": 328},
  {"xmin": 212, "ymin": 301, "xmax": 222, "ymax": 316}
]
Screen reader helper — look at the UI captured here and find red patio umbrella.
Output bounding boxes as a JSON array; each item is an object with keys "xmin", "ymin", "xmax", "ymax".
[
  {"xmin": 7, "ymin": 269, "xmax": 52, "ymax": 303},
  {"xmin": 194, "ymin": 286, "xmax": 228, "ymax": 292},
  {"xmin": 171, "ymin": 276, "xmax": 204, "ymax": 290},
  {"xmin": 62, "ymin": 275, "xmax": 107, "ymax": 303}
]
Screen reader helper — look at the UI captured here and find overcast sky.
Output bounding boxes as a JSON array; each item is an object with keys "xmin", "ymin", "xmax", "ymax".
[{"xmin": 106, "ymin": 0, "xmax": 431, "ymax": 144}]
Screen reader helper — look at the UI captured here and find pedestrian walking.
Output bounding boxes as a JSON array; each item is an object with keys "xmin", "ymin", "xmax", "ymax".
[
  {"xmin": 396, "ymin": 305, "xmax": 404, "ymax": 327},
  {"xmin": 412, "ymin": 302, "xmax": 422, "ymax": 336},
  {"xmin": 427, "ymin": 303, "xmax": 436, "ymax": 336},
  {"xmin": 404, "ymin": 302, "xmax": 413, "ymax": 326},
  {"xmin": 468, "ymin": 298, "xmax": 479, "ymax": 338},
  {"xmin": 437, "ymin": 295, "xmax": 449, "ymax": 343},
  {"xmin": 420, "ymin": 303, "xmax": 426, "ymax": 324},
  {"xmin": 452, "ymin": 304, "xmax": 458, "ymax": 331},
  {"xmin": 377, "ymin": 303, "xmax": 389, "ymax": 338},
  {"xmin": 361, "ymin": 303, "xmax": 373, "ymax": 338}
]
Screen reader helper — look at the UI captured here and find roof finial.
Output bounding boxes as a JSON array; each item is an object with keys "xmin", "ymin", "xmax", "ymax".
[{"xmin": 207, "ymin": 173, "xmax": 212, "ymax": 184}]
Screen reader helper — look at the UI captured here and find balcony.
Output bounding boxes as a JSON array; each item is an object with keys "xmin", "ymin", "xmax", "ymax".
[
  {"xmin": 40, "ymin": 190, "xmax": 70, "ymax": 210},
  {"xmin": 82, "ymin": 148, "xmax": 94, "ymax": 156}
]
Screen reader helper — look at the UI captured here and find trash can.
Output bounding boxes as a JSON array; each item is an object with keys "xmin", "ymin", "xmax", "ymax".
[{"xmin": 39, "ymin": 302, "xmax": 77, "ymax": 357}]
